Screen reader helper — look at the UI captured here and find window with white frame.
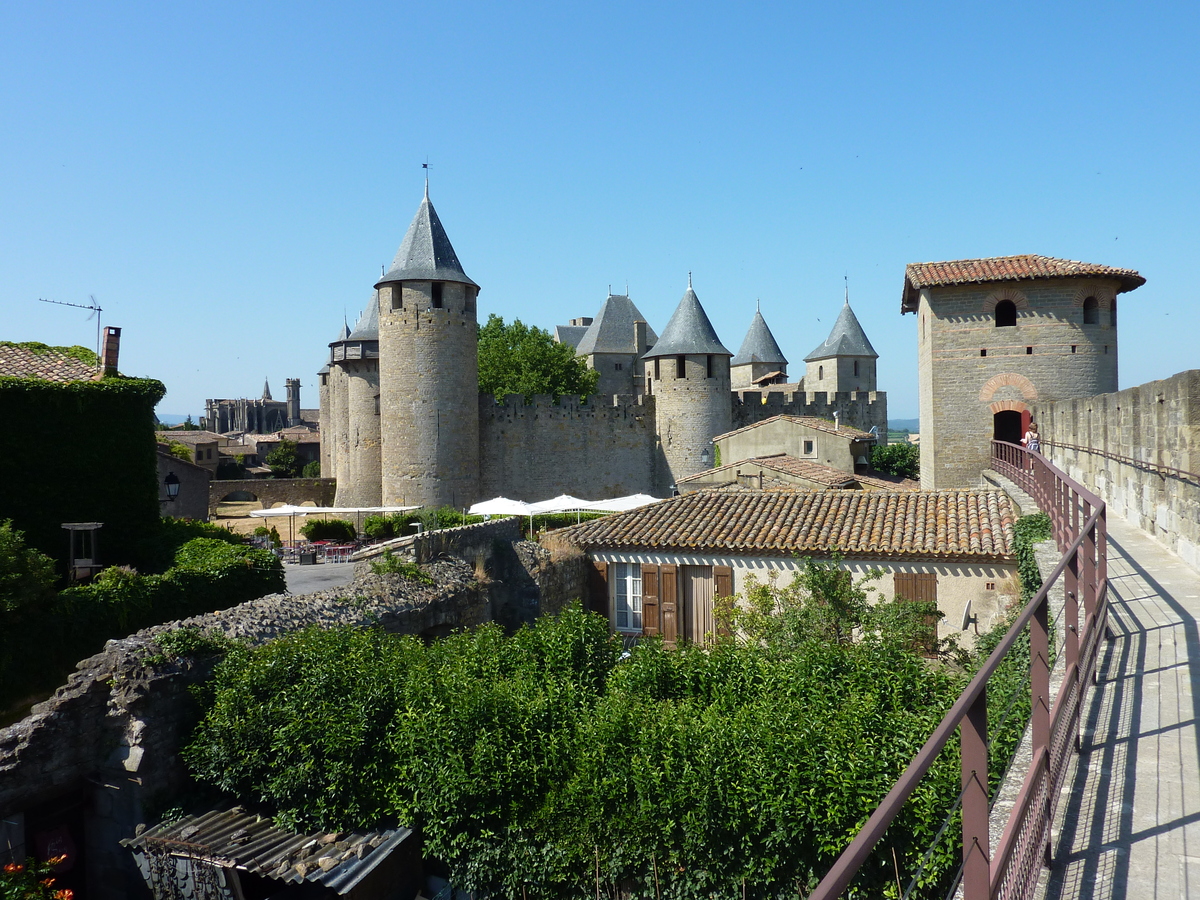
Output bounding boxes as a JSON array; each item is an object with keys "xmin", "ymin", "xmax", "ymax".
[{"xmin": 612, "ymin": 562, "xmax": 642, "ymax": 632}]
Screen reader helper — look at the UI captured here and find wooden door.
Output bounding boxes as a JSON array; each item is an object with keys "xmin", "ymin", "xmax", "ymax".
[
  {"xmin": 642, "ymin": 565, "xmax": 660, "ymax": 636},
  {"xmin": 894, "ymin": 572, "xmax": 939, "ymax": 657}
]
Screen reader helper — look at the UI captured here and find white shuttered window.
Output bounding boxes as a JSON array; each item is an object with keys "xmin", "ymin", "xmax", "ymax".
[{"xmin": 613, "ymin": 563, "xmax": 643, "ymax": 632}]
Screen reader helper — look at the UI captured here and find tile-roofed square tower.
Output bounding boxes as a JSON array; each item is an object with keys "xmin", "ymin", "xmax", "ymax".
[{"xmin": 903, "ymin": 254, "xmax": 1145, "ymax": 489}]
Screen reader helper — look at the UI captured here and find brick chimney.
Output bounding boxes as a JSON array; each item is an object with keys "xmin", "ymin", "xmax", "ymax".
[{"xmin": 100, "ymin": 327, "xmax": 121, "ymax": 376}]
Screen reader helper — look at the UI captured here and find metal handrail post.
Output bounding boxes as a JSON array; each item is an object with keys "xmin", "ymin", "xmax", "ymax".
[{"xmin": 962, "ymin": 688, "xmax": 990, "ymax": 900}]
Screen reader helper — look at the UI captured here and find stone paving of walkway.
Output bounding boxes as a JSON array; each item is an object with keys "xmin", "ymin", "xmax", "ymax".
[{"xmin": 1037, "ymin": 515, "xmax": 1200, "ymax": 900}]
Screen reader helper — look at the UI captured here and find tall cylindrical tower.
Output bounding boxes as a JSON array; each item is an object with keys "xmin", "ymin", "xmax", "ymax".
[
  {"xmin": 335, "ymin": 294, "xmax": 382, "ymax": 507},
  {"xmin": 377, "ymin": 186, "xmax": 481, "ymax": 509},
  {"xmin": 643, "ymin": 277, "xmax": 733, "ymax": 494},
  {"xmin": 326, "ymin": 322, "xmax": 351, "ymax": 493}
]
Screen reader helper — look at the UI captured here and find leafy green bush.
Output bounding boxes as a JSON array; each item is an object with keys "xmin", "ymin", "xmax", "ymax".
[
  {"xmin": 0, "ymin": 520, "xmax": 57, "ymax": 614},
  {"xmin": 185, "ymin": 604, "xmax": 972, "ymax": 898},
  {"xmin": 870, "ymin": 441, "xmax": 920, "ymax": 480},
  {"xmin": 302, "ymin": 460, "xmax": 321, "ymax": 478},
  {"xmin": 0, "ymin": 538, "xmax": 283, "ymax": 711},
  {"xmin": 367, "ymin": 550, "xmax": 433, "ymax": 583},
  {"xmin": 363, "ymin": 507, "xmax": 487, "ymax": 541},
  {"xmin": 145, "ymin": 625, "xmax": 239, "ymax": 665},
  {"xmin": 265, "ymin": 438, "xmax": 302, "ymax": 478},
  {"xmin": 1013, "ymin": 512, "xmax": 1052, "ymax": 602},
  {"xmin": 300, "ymin": 519, "xmax": 357, "ymax": 542}
]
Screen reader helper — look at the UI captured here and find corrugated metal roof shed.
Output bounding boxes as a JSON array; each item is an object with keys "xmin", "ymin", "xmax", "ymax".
[{"xmin": 122, "ymin": 806, "xmax": 414, "ymax": 896}]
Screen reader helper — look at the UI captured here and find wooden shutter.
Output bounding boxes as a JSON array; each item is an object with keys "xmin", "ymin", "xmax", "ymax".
[
  {"xmin": 641, "ymin": 564, "xmax": 660, "ymax": 636},
  {"xmin": 894, "ymin": 572, "xmax": 938, "ymax": 657},
  {"xmin": 714, "ymin": 565, "xmax": 734, "ymax": 638},
  {"xmin": 659, "ymin": 564, "xmax": 678, "ymax": 647},
  {"xmin": 588, "ymin": 560, "xmax": 609, "ymax": 620}
]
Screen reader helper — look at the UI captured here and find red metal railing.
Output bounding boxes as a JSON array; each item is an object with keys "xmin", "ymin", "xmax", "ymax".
[{"xmin": 809, "ymin": 441, "xmax": 1107, "ymax": 900}]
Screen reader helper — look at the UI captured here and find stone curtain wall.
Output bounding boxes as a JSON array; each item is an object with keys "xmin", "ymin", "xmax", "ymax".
[
  {"xmin": 732, "ymin": 389, "xmax": 889, "ymax": 442},
  {"xmin": 479, "ymin": 394, "xmax": 658, "ymax": 501},
  {"xmin": 352, "ymin": 517, "xmax": 523, "ymax": 572},
  {"xmin": 207, "ymin": 477, "xmax": 336, "ymax": 517},
  {"xmin": 1033, "ymin": 370, "xmax": 1200, "ymax": 569}
]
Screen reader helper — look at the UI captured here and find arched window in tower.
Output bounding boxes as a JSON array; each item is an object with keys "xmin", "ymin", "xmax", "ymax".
[
  {"xmin": 818, "ymin": 365, "xmax": 824, "ymax": 380},
  {"xmin": 431, "ymin": 282, "xmax": 444, "ymax": 309},
  {"xmin": 1083, "ymin": 296, "xmax": 1099, "ymax": 325},
  {"xmin": 995, "ymin": 300, "xmax": 1017, "ymax": 327},
  {"xmin": 1110, "ymin": 297, "xmax": 1117, "ymax": 326}
]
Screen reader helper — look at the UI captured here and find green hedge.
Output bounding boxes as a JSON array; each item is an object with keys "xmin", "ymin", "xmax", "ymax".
[
  {"xmin": 300, "ymin": 519, "xmax": 357, "ymax": 542},
  {"xmin": 0, "ymin": 537, "xmax": 283, "ymax": 714},
  {"xmin": 0, "ymin": 375, "xmax": 166, "ymax": 572}
]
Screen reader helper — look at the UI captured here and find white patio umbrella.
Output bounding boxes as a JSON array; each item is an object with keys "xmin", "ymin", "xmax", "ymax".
[
  {"xmin": 468, "ymin": 497, "xmax": 533, "ymax": 516},
  {"xmin": 526, "ymin": 494, "xmax": 593, "ymax": 514},
  {"xmin": 584, "ymin": 493, "xmax": 662, "ymax": 513}
]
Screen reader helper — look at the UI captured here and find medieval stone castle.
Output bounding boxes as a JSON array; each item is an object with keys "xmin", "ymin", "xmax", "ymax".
[{"xmin": 318, "ymin": 187, "xmax": 889, "ymax": 509}]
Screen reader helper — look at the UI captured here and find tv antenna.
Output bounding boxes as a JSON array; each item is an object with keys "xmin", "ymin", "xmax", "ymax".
[{"xmin": 38, "ymin": 295, "xmax": 103, "ymax": 361}]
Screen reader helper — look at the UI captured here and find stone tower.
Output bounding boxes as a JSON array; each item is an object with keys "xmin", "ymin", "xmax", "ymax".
[
  {"xmin": 903, "ymin": 254, "xmax": 1144, "ymax": 489},
  {"xmin": 325, "ymin": 321, "xmax": 352, "ymax": 491},
  {"xmin": 731, "ymin": 304, "xmax": 788, "ymax": 388},
  {"xmin": 573, "ymin": 293, "xmax": 659, "ymax": 395},
  {"xmin": 332, "ymin": 296, "xmax": 382, "ymax": 507},
  {"xmin": 643, "ymin": 276, "xmax": 733, "ymax": 492},
  {"xmin": 376, "ymin": 186, "xmax": 481, "ymax": 508},
  {"xmin": 285, "ymin": 378, "xmax": 301, "ymax": 427},
  {"xmin": 804, "ymin": 296, "xmax": 878, "ymax": 394}
]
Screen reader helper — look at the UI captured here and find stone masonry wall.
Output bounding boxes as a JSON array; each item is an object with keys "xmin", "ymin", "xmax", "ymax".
[
  {"xmin": 917, "ymin": 278, "xmax": 1122, "ymax": 490},
  {"xmin": 339, "ymin": 358, "xmax": 382, "ymax": 507},
  {"xmin": 650, "ymin": 355, "xmax": 732, "ymax": 494},
  {"xmin": 479, "ymin": 393, "xmax": 658, "ymax": 501},
  {"xmin": 207, "ymin": 477, "xmax": 337, "ymax": 517},
  {"xmin": 1033, "ymin": 370, "xmax": 1200, "ymax": 569}
]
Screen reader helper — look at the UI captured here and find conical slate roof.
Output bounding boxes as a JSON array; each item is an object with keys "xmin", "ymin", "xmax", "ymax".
[
  {"xmin": 576, "ymin": 294, "xmax": 659, "ymax": 356},
  {"xmin": 262, "ymin": 378, "xmax": 272, "ymax": 401},
  {"xmin": 643, "ymin": 279, "xmax": 732, "ymax": 359},
  {"xmin": 318, "ymin": 323, "xmax": 346, "ymax": 375},
  {"xmin": 347, "ymin": 291, "xmax": 380, "ymax": 340},
  {"xmin": 731, "ymin": 308, "xmax": 787, "ymax": 367},
  {"xmin": 805, "ymin": 300, "xmax": 878, "ymax": 361},
  {"xmin": 376, "ymin": 189, "xmax": 478, "ymax": 288}
]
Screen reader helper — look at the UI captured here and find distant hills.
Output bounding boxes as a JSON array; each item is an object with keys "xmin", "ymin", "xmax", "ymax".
[{"xmin": 889, "ymin": 418, "xmax": 919, "ymax": 432}]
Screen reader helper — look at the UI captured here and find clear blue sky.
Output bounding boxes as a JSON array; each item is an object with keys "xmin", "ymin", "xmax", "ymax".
[{"xmin": 3, "ymin": 1, "xmax": 1197, "ymax": 422}]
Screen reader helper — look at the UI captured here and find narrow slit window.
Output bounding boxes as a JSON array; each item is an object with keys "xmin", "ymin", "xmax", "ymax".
[
  {"xmin": 654, "ymin": 358, "xmax": 660, "ymax": 380},
  {"xmin": 980, "ymin": 349, "xmax": 987, "ymax": 357},
  {"xmin": 391, "ymin": 287, "xmax": 403, "ymax": 311},
  {"xmin": 1026, "ymin": 346, "xmax": 1033, "ymax": 355},
  {"xmin": 676, "ymin": 355, "xmax": 686, "ymax": 379},
  {"xmin": 706, "ymin": 355, "xmax": 713, "ymax": 378},
  {"xmin": 431, "ymin": 282, "xmax": 444, "ymax": 309},
  {"xmin": 1082, "ymin": 296, "xmax": 1099, "ymax": 325}
]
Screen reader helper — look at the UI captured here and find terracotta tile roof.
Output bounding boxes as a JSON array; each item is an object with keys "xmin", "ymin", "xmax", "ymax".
[
  {"xmin": 562, "ymin": 489, "xmax": 1015, "ymax": 561},
  {"xmin": 749, "ymin": 455, "xmax": 918, "ymax": 490},
  {"xmin": 714, "ymin": 414, "xmax": 874, "ymax": 443},
  {"xmin": 156, "ymin": 430, "xmax": 225, "ymax": 444},
  {"xmin": 902, "ymin": 254, "xmax": 1145, "ymax": 312},
  {"xmin": 0, "ymin": 344, "xmax": 96, "ymax": 382}
]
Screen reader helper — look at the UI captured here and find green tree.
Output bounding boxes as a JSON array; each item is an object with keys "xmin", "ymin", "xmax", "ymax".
[
  {"xmin": 165, "ymin": 439, "xmax": 192, "ymax": 463},
  {"xmin": 265, "ymin": 438, "xmax": 302, "ymax": 478},
  {"xmin": 0, "ymin": 520, "xmax": 57, "ymax": 613},
  {"xmin": 181, "ymin": 414, "xmax": 200, "ymax": 431},
  {"xmin": 301, "ymin": 459, "xmax": 321, "ymax": 478},
  {"xmin": 478, "ymin": 314, "xmax": 599, "ymax": 400},
  {"xmin": 871, "ymin": 441, "xmax": 920, "ymax": 480}
]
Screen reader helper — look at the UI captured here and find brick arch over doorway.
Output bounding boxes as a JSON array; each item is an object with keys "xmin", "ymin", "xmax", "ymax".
[
  {"xmin": 979, "ymin": 372, "xmax": 1039, "ymax": 403},
  {"xmin": 208, "ymin": 478, "xmax": 337, "ymax": 518}
]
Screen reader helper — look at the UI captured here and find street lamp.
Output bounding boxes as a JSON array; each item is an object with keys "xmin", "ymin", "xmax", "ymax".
[
  {"xmin": 164, "ymin": 472, "xmax": 180, "ymax": 502},
  {"xmin": 701, "ymin": 445, "xmax": 711, "ymax": 468}
]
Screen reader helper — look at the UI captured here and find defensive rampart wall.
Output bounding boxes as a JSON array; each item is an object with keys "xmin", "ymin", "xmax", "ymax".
[
  {"xmin": 732, "ymin": 389, "xmax": 889, "ymax": 439},
  {"xmin": 479, "ymin": 393, "xmax": 658, "ymax": 500},
  {"xmin": 1032, "ymin": 370, "xmax": 1200, "ymax": 569}
]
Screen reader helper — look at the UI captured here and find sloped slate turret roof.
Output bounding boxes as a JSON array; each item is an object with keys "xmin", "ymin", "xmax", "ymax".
[
  {"xmin": 731, "ymin": 309, "xmax": 787, "ymax": 367},
  {"xmin": 902, "ymin": 254, "xmax": 1144, "ymax": 312},
  {"xmin": 643, "ymin": 279, "xmax": 732, "ymax": 359},
  {"xmin": 805, "ymin": 300, "xmax": 878, "ymax": 361},
  {"xmin": 376, "ymin": 190, "xmax": 478, "ymax": 288},
  {"xmin": 347, "ymin": 291, "xmax": 380, "ymax": 340},
  {"xmin": 576, "ymin": 294, "xmax": 658, "ymax": 356}
]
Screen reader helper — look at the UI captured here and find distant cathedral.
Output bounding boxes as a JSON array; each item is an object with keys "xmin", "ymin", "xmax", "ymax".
[{"xmin": 320, "ymin": 186, "xmax": 887, "ymax": 508}]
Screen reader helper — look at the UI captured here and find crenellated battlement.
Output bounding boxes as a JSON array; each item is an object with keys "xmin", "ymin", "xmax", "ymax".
[
  {"xmin": 732, "ymin": 388, "xmax": 888, "ymax": 434},
  {"xmin": 481, "ymin": 392, "xmax": 654, "ymax": 418}
]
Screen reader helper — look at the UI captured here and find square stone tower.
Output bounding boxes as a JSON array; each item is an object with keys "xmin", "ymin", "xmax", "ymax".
[{"xmin": 903, "ymin": 255, "xmax": 1144, "ymax": 489}]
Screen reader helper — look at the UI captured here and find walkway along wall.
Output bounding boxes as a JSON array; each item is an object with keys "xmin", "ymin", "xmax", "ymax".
[{"xmin": 1032, "ymin": 369, "xmax": 1200, "ymax": 569}]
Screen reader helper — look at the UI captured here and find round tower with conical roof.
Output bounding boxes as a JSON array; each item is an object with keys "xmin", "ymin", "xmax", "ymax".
[
  {"xmin": 804, "ymin": 296, "xmax": 878, "ymax": 394},
  {"xmin": 643, "ymin": 276, "xmax": 732, "ymax": 493},
  {"xmin": 332, "ymin": 294, "xmax": 382, "ymax": 507},
  {"xmin": 731, "ymin": 304, "xmax": 788, "ymax": 388},
  {"xmin": 376, "ymin": 186, "xmax": 481, "ymax": 508}
]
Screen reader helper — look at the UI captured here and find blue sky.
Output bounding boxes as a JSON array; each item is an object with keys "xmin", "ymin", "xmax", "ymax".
[{"xmin": 3, "ymin": 1, "xmax": 1197, "ymax": 422}]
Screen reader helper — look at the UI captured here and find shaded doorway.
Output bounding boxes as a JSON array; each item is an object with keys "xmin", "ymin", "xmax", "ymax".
[{"xmin": 993, "ymin": 410, "xmax": 1023, "ymax": 444}]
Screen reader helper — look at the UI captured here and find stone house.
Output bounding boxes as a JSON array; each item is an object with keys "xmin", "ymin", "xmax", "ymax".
[
  {"xmin": 155, "ymin": 429, "xmax": 225, "ymax": 473},
  {"xmin": 675, "ymin": 455, "xmax": 916, "ymax": 493},
  {"xmin": 715, "ymin": 414, "xmax": 878, "ymax": 474},
  {"xmin": 154, "ymin": 448, "xmax": 210, "ymax": 520},
  {"xmin": 549, "ymin": 489, "xmax": 1019, "ymax": 649}
]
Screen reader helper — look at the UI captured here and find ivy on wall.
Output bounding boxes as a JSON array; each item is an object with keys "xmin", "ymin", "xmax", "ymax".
[{"xmin": 0, "ymin": 375, "xmax": 166, "ymax": 571}]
